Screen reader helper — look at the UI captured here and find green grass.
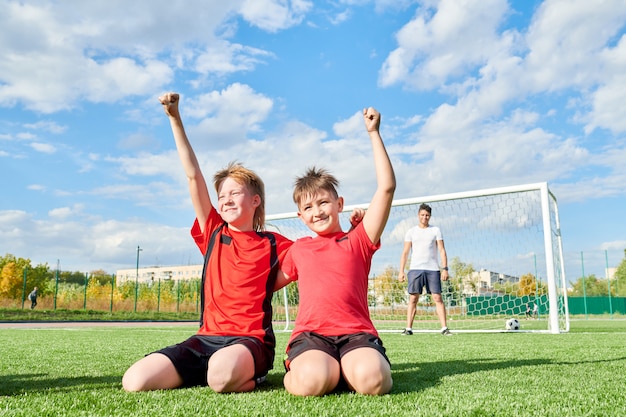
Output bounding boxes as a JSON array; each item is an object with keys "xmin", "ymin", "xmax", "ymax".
[
  {"xmin": 1, "ymin": 320, "xmax": 625, "ymax": 417},
  {"xmin": 0, "ymin": 308, "xmax": 199, "ymax": 322}
]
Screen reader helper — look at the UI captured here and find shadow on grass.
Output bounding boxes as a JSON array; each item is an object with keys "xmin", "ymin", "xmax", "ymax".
[
  {"xmin": 391, "ymin": 355, "xmax": 626, "ymax": 393},
  {"xmin": 0, "ymin": 373, "xmax": 120, "ymax": 396}
]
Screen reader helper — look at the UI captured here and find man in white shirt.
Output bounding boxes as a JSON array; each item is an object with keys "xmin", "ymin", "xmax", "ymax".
[{"xmin": 398, "ymin": 203, "xmax": 451, "ymax": 336}]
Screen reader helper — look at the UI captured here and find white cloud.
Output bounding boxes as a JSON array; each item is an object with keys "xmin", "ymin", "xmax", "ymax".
[
  {"xmin": 239, "ymin": 0, "xmax": 313, "ymax": 32},
  {"xmin": 195, "ymin": 41, "xmax": 274, "ymax": 75},
  {"xmin": 30, "ymin": 142, "xmax": 57, "ymax": 153},
  {"xmin": 23, "ymin": 120, "xmax": 67, "ymax": 134},
  {"xmin": 0, "ymin": 1, "xmax": 261, "ymax": 113},
  {"xmin": 27, "ymin": 184, "xmax": 46, "ymax": 191},
  {"xmin": 584, "ymin": 34, "xmax": 626, "ymax": 134},
  {"xmin": 49, "ymin": 204, "xmax": 84, "ymax": 219},
  {"xmin": 600, "ymin": 240, "xmax": 626, "ymax": 251},
  {"xmin": 523, "ymin": 0, "xmax": 626, "ymax": 92},
  {"xmin": 379, "ymin": 0, "xmax": 510, "ymax": 89},
  {"xmin": 184, "ymin": 83, "xmax": 274, "ymax": 148},
  {"xmin": 0, "ymin": 208, "xmax": 196, "ymax": 272}
]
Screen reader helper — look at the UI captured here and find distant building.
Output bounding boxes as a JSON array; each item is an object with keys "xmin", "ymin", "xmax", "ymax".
[
  {"xmin": 463, "ymin": 268, "xmax": 520, "ymax": 296},
  {"xmin": 115, "ymin": 264, "xmax": 203, "ymax": 284}
]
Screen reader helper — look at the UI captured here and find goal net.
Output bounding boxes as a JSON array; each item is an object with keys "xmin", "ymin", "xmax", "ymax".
[{"xmin": 268, "ymin": 182, "xmax": 569, "ymax": 334}]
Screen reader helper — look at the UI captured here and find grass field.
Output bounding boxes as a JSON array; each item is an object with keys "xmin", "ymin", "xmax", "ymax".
[{"xmin": 1, "ymin": 319, "xmax": 625, "ymax": 417}]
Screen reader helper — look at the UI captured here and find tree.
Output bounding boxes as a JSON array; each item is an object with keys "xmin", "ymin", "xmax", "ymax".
[
  {"xmin": 450, "ymin": 256, "xmax": 475, "ymax": 297},
  {"xmin": 370, "ymin": 266, "xmax": 405, "ymax": 306},
  {"xmin": 60, "ymin": 270, "xmax": 89, "ymax": 286},
  {"xmin": 613, "ymin": 249, "xmax": 626, "ymax": 297},
  {"xmin": 569, "ymin": 274, "xmax": 612, "ymax": 296},
  {"xmin": 0, "ymin": 254, "xmax": 33, "ymax": 300},
  {"xmin": 517, "ymin": 273, "xmax": 547, "ymax": 296},
  {"xmin": 89, "ymin": 269, "xmax": 112, "ymax": 286}
]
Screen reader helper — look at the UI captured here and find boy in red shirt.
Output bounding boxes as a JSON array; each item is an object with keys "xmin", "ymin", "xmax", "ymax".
[
  {"xmin": 276, "ymin": 107, "xmax": 395, "ymax": 396},
  {"xmin": 122, "ymin": 93, "xmax": 292, "ymax": 393}
]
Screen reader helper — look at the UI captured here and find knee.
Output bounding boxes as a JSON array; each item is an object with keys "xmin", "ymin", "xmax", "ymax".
[
  {"xmin": 348, "ymin": 365, "xmax": 392, "ymax": 395},
  {"xmin": 285, "ymin": 365, "xmax": 337, "ymax": 396},
  {"xmin": 122, "ymin": 370, "xmax": 144, "ymax": 392},
  {"xmin": 207, "ymin": 370, "xmax": 232, "ymax": 393}
]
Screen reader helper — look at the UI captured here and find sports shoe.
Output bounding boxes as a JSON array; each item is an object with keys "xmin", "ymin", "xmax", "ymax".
[
  {"xmin": 441, "ymin": 327, "xmax": 453, "ymax": 336},
  {"xmin": 401, "ymin": 329, "xmax": 413, "ymax": 335}
]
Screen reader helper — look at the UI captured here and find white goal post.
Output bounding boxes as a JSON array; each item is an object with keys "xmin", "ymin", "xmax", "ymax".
[{"xmin": 268, "ymin": 182, "xmax": 569, "ymax": 334}]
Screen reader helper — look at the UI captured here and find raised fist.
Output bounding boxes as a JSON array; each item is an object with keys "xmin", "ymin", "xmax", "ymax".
[{"xmin": 158, "ymin": 92, "xmax": 180, "ymax": 118}]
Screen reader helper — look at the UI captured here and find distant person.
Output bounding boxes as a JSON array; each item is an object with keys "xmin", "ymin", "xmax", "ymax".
[
  {"xmin": 525, "ymin": 303, "xmax": 532, "ymax": 319},
  {"xmin": 122, "ymin": 92, "xmax": 294, "ymax": 393},
  {"xmin": 28, "ymin": 287, "xmax": 38, "ymax": 309},
  {"xmin": 533, "ymin": 302, "xmax": 539, "ymax": 319},
  {"xmin": 398, "ymin": 203, "xmax": 452, "ymax": 336},
  {"xmin": 275, "ymin": 106, "xmax": 395, "ymax": 396}
]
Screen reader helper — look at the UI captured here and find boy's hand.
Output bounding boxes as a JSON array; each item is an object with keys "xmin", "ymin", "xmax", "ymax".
[
  {"xmin": 363, "ymin": 107, "xmax": 381, "ymax": 132},
  {"xmin": 349, "ymin": 208, "xmax": 365, "ymax": 228},
  {"xmin": 159, "ymin": 92, "xmax": 180, "ymax": 118}
]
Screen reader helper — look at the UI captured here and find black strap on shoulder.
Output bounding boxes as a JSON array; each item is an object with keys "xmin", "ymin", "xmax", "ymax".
[
  {"xmin": 255, "ymin": 231, "xmax": 278, "ymax": 340},
  {"xmin": 199, "ymin": 222, "xmax": 225, "ymax": 327},
  {"xmin": 198, "ymin": 225, "xmax": 279, "ymax": 331}
]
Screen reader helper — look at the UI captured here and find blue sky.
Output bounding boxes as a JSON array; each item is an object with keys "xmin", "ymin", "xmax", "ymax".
[{"xmin": 1, "ymin": 0, "xmax": 625, "ymax": 281}]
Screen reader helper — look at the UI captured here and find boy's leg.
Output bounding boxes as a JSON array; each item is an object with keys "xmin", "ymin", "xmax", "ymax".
[
  {"xmin": 207, "ymin": 343, "xmax": 256, "ymax": 393},
  {"xmin": 284, "ymin": 350, "xmax": 341, "ymax": 396},
  {"xmin": 122, "ymin": 353, "xmax": 183, "ymax": 392},
  {"xmin": 341, "ymin": 347, "xmax": 392, "ymax": 395}
]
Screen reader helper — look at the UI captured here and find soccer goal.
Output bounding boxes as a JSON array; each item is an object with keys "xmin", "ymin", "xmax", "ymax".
[{"xmin": 268, "ymin": 182, "xmax": 569, "ymax": 334}]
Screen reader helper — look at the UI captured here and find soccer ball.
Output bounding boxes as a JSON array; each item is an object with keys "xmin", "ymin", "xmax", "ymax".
[{"xmin": 505, "ymin": 318, "xmax": 520, "ymax": 331}]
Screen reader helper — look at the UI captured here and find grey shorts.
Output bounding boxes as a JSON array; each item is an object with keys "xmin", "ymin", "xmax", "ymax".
[{"xmin": 407, "ymin": 269, "xmax": 442, "ymax": 295}]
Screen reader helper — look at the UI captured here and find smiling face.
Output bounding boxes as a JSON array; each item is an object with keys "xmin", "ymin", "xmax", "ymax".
[
  {"xmin": 217, "ymin": 176, "xmax": 260, "ymax": 232},
  {"xmin": 418, "ymin": 208, "xmax": 431, "ymax": 228},
  {"xmin": 297, "ymin": 188, "xmax": 344, "ymax": 236}
]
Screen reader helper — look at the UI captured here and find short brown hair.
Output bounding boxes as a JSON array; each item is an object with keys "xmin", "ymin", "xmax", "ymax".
[
  {"xmin": 419, "ymin": 203, "xmax": 432, "ymax": 214},
  {"xmin": 293, "ymin": 167, "xmax": 339, "ymax": 207},
  {"xmin": 213, "ymin": 161, "xmax": 265, "ymax": 231}
]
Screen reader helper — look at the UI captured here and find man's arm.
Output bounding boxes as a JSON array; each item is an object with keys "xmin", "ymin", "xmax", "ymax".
[
  {"xmin": 159, "ymin": 93, "xmax": 213, "ymax": 232},
  {"xmin": 437, "ymin": 239, "xmax": 449, "ymax": 281},
  {"xmin": 361, "ymin": 107, "xmax": 396, "ymax": 244},
  {"xmin": 398, "ymin": 241, "xmax": 412, "ymax": 282}
]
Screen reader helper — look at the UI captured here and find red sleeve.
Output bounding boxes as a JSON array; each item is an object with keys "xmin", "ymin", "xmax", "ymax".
[{"xmin": 191, "ymin": 208, "xmax": 225, "ymax": 255}]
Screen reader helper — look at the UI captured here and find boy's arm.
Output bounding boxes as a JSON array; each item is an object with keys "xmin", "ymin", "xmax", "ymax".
[
  {"xmin": 159, "ymin": 93, "xmax": 213, "ymax": 232},
  {"xmin": 273, "ymin": 270, "xmax": 292, "ymax": 292},
  {"xmin": 361, "ymin": 107, "xmax": 396, "ymax": 244}
]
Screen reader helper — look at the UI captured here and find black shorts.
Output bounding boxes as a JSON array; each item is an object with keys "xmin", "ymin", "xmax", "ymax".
[
  {"xmin": 154, "ymin": 335, "xmax": 274, "ymax": 387},
  {"xmin": 284, "ymin": 332, "xmax": 389, "ymax": 371},
  {"xmin": 407, "ymin": 269, "xmax": 442, "ymax": 295}
]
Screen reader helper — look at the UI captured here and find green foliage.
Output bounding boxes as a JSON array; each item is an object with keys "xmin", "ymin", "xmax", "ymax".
[
  {"xmin": 569, "ymin": 274, "xmax": 613, "ymax": 296},
  {"xmin": 0, "ymin": 254, "xmax": 32, "ymax": 299},
  {"xmin": 449, "ymin": 256, "xmax": 474, "ymax": 299},
  {"xmin": 613, "ymin": 249, "xmax": 626, "ymax": 296},
  {"xmin": 89, "ymin": 269, "xmax": 113, "ymax": 285},
  {"xmin": 285, "ymin": 280, "xmax": 299, "ymax": 305},
  {"xmin": 370, "ymin": 266, "xmax": 405, "ymax": 306}
]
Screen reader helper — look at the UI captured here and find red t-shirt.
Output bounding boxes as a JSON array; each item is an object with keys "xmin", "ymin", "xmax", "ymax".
[
  {"xmin": 192, "ymin": 208, "xmax": 292, "ymax": 344},
  {"xmin": 282, "ymin": 222, "xmax": 380, "ymax": 342}
]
